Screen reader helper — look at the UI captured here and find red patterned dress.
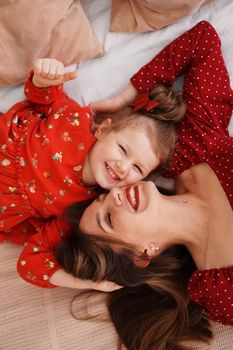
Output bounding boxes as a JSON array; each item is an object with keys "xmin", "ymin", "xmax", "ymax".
[
  {"xmin": 16, "ymin": 21, "xmax": 233, "ymax": 326},
  {"xmin": 0, "ymin": 73, "xmax": 98, "ymax": 238}
]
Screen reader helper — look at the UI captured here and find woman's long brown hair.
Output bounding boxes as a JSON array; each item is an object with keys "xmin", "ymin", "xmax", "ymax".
[{"xmin": 55, "ymin": 200, "xmax": 213, "ymax": 350}]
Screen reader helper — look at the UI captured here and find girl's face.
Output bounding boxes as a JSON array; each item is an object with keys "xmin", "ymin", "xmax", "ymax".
[
  {"xmin": 79, "ymin": 181, "xmax": 159, "ymax": 251},
  {"xmin": 86, "ymin": 123, "xmax": 159, "ymax": 190}
]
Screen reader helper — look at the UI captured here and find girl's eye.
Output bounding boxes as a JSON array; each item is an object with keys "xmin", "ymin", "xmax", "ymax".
[
  {"xmin": 107, "ymin": 212, "xmax": 113, "ymax": 228},
  {"xmin": 134, "ymin": 164, "xmax": 143, "ymax": 175},
  {"xmin": 118, "ymin": 144, "xmax": 126, "ymax": 154}
]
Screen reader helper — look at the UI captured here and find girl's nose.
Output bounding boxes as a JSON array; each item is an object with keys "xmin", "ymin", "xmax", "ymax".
[
  {"xmin": 110, "ymin": 188, "xmax": 122, "ymax": 207},
  {"xmin": 116, "ymin": 160, "xmax": 129, "ymax": 175}
]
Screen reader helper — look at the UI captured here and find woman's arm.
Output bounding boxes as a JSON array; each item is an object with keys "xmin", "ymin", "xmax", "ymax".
[
  {"xmin": 89, "ymin": 83, "xmax": 138, "ymax": 113},
  {"xmin": 130, "ymin": 21, "xmax": 219, "ymax": 91},
  {"xmin": 188, "ymin": 266, "xmax": 233, "ymax": 326},
  {"xmin": 91, "ymin": 22, "xmax": 227, "ymax": 113},
  {"xmin": 131, "ymin": 20, "xmax": 233, "ymax": 129}
]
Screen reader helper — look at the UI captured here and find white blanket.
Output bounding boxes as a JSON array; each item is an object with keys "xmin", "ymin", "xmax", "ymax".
[{"xmin": 1, "ymin": 0, "xmax": 233, "ymax": 349}]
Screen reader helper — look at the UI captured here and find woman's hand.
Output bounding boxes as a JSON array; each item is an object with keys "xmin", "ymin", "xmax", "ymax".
[
  {"xmin": 89, "ymin": 83, "xmax": 138, "ymax": 114},
  {"xmin": 32, "ymin": 58, "xmax": 77, "ymax": 88}
]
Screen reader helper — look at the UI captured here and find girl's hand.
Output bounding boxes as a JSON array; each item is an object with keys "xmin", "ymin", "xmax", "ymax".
[
  {"xmin": 84, "ymin": 279, "xmax": 122, "ymax": 293},
  {"xmin": 32, "ymin": 58, "xmax": 77, "ymax": 88},
  {"xmin": 49, "ymin": 269, "xmax": 122, "ymax": 292}
]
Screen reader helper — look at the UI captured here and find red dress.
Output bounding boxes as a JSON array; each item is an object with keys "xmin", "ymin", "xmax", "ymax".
[
  {"xmin": 0, "ymin": 73, "xmax": 98, "ymax": 236},
  {"xmin": 17, "ymin": 21, "xmax": 233, "ymax": 326},
  {"xmin": 130, "ymin": 20, "xmax": 233, "ymax": 326}
]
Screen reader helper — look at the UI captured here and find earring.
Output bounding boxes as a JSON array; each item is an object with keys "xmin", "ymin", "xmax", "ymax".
[{"xmin": 148, "ymin": 243, "xmax": 160, "ymax": 256}]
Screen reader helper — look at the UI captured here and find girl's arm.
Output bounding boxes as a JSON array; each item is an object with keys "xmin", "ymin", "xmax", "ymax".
[
  {"xmin": 91, "ymin": 21, "xmax": 232, "ymax": 131},
  {"xmin": 23, "ymin": 58, "xmax": 78, "ymax": 114},
  {"xmin": 50, "ymin": 269, "xmax": 121, "ymax": 292},
  {"xmin": 17, "ymin": 218, "xmax": 120, "ymax": 292},
  {"xmin": 32, "ymin": 58, "xmax": 77, "ymax": 88}
]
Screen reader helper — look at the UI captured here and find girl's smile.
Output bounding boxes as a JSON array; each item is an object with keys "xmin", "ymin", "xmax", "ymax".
[{"xmin": 82, "ymin": 122, "xmax": 159, "ymax": 190}]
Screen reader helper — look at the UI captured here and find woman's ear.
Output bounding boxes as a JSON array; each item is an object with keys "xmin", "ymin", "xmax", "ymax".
[
  {"xmin": 133, "ymin": 249, "xmax": 150, "ymax": 268},
  {"xmin": 134, "ymin": 243, "xmax": 160, "ymax": 268},
  {"xmin": 94, "ymin": 118, "xmax": 112, "ymax": 140}
]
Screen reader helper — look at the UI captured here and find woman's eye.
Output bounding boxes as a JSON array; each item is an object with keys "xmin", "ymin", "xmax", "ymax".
[
  {"xmin": 134, "ymin": 164, "xmax": 143, "ymax": 175},
  {"xmin": 118, "ymin": 144, "xmax": 126, "ymax": 154},
  {"xmin": 107, "ymin": 213, "xmax": 113, "ymax": 227}
]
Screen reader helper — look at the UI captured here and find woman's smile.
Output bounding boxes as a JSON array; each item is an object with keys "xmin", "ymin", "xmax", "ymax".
[{"xmin": 125, "ymin": 185, "xmax": 139, "ymax": 211}]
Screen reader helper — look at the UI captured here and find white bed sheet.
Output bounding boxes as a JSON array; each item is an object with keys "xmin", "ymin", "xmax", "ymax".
[
  {"xmin": 0, "ymin": 0, "xmax": 232, "ymax": 133},
  {"xmin": 1, "ymin": 0, "xmax": 233, "ymax": 349}
]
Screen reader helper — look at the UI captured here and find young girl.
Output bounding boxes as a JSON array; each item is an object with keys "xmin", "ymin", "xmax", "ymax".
[{"xmin": 0, "ymin": 58, "xmax": 185, "ymax": 234}]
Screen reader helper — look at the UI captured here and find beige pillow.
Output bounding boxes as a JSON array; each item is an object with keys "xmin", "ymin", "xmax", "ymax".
[
  {"xmin": 110, "ymin": 0, "xmax": 212, "ymax": 32},
  {"xmin": 0, "ymin": 0, "xmax": 103, "ymax": 86}
]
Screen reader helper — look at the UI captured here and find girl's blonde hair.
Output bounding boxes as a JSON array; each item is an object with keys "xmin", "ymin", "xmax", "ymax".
[{"xmin": 93, "ymin": 85, "xmax": 186, "ymax": 170}]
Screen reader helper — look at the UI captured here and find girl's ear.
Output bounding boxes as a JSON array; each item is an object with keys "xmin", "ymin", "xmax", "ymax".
[
  {"xmin": 133, "ymin": 249, "xmax": 150, "ymax": 268},
  {"xmin": 94, "ymin": 118, "xmax": 112, "ymax": 140}
]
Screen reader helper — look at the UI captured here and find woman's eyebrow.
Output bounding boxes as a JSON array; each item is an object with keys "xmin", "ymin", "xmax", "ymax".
[{"xmin": 96, "ymin": 212, "xmax": 106, "ymax": 233}]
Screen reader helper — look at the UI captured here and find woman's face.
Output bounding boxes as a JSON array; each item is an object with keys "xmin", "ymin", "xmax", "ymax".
[{"xmin": 79, "ymin": 181, "xmax": 159, "ymax": 251}]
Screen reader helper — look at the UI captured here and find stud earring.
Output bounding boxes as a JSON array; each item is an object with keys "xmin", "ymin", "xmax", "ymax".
[{"xmin": 148, "ymin": 243, "xmax": 160, "ymax": 255}]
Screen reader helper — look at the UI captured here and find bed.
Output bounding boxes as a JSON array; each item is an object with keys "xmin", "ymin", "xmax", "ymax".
[{"xmin": 1, "ymin": 0, "xmax": 233, "ymax": 349}]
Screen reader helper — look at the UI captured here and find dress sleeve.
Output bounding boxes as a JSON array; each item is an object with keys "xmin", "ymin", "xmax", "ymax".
[
  {"xmin": 17, "ymin": 218, "xmax": 70, "ymax": 288},
  {"xmin": 131, "ymin": 20, "xmax": 233, "ymax": 132},
  {"xmin": 24, "ymin": 71, "xmax": 93, "ymax": 118},
  {"xmin": 188, "ymin": 268, "xmax": 233, "ymax": 325},
  {"xmin": 24, "ymin": 71, "xmax": 66, "ymax": 106}
]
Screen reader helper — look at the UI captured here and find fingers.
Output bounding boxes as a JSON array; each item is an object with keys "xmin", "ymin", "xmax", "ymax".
[
  {"xmin": 33, "ymin": 58, "xmax": 78, "ymax": 87},
  {"xmin": 34, "ymin": 58, "xmax": 64, "ymax": 80},
  {"xmin": 95, "ymin": 280, "xmax": 123, "ymax": 293},
  {"xmin": 88, "ymin": 99, "xmax": 117, "ymax": 113},
  {"xmin": 88, "ymin": 102, "xmax": 96, "ymax": 114},
  {"xmin": 63, "ymin": 71, "xmax": 78, "ymax": 83}
]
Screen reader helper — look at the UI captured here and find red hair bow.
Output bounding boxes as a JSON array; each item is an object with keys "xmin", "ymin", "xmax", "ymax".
[{"xmin": 130, "ymin": 92, "xmax": 159, "ymax": 112}]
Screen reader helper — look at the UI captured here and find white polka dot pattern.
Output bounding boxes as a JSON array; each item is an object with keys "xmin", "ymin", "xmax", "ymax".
[{"xmin": 131, "ymin": 21, "xmax": 233, "ymax": 325}]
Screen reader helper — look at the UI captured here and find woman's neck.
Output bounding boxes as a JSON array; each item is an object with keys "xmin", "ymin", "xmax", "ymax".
[
  {"xmin": 169, "ymin": 163, "xmax": 233, "ymax": 269},
  {"xmin": 154, "ymin": 192, "xmax": 209, "ymax": 267}
]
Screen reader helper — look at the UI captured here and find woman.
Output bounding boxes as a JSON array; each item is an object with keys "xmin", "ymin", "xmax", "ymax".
[{"xmin": 17, "ymin": 21, "xmax": 233, "ymax": 349}]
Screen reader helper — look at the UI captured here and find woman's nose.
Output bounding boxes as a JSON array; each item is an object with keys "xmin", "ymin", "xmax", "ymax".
[
  {"xmin": 98, "ymin": 193, "xmax": 107, "ymax": 203},
  {"xmin": 110, "ymin": 188, "xmax": 122, "ymax": 207}
]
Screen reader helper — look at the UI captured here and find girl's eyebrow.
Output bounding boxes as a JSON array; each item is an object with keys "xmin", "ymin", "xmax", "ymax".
[{"xmin": 96, "ymin": 212, "xmax": 106, "ymax": 233}]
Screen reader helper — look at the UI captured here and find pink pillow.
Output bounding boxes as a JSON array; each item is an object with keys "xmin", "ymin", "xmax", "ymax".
[
  {"xmin": 0, "ymin": 0, "xmax": 103, "ymax": 86},
  {"xmin": 110, "ymin": 0, "xmax": 212, "ymax": 32}
]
